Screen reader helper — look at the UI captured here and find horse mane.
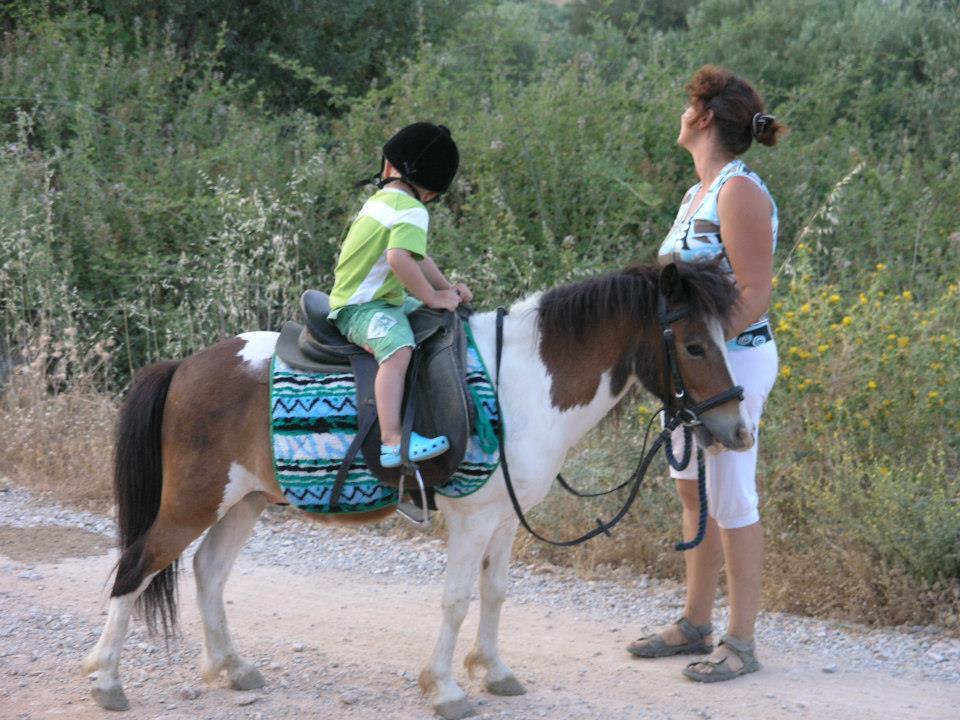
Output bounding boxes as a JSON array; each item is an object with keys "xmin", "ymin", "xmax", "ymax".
[{"xmin": 537, "ymin": 261, "xmax": 739, "ymax": 342}]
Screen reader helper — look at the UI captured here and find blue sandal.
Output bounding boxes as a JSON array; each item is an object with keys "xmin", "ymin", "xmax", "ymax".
[{"xmin": 380, "ymin": 432, "xmax": 450, "ymax": 468}]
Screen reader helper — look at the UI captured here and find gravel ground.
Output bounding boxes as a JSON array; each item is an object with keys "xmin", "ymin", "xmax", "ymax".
[{"xmin": 1, "ymin": 482, "xmax": 959, "ymax": 719}]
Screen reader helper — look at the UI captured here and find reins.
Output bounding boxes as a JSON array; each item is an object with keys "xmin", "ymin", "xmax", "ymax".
[{"xmin": 493, "ymin": 295, "xmax": 743, "ymax": 551}]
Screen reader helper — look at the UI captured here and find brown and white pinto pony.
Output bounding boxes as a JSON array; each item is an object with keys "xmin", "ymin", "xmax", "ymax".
[{"xmin": 83, "ymin": 262, "xmax": 752, "ymax": 719}]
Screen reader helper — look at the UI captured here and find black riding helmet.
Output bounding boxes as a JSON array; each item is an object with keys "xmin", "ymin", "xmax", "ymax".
[{"xmin": 360, "ymin": 123, "xmax": 459, "ymax": 201}]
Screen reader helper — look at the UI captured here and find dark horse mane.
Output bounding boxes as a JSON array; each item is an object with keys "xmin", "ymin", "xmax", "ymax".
[{"xmin": 537, "ymin": 261, "xmax": 740, "ymax": 343}]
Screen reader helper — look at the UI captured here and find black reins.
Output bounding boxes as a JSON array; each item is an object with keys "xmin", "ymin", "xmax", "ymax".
[{"xmin": 493, "ymin": 294, "xmax": 744, "ymax": 551}]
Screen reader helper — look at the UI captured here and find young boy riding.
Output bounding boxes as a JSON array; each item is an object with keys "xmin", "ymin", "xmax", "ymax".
[{"xmin": 327, "ymin": 122, "xmax": 472, "ymax": 469}]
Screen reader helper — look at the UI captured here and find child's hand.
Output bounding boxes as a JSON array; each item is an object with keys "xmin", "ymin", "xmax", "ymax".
[
  {"xmin": 451, "ymin": 283, "xmax": 473, "ymax": 303},
  {"xmin": 427, "ymin": 288, "xmax": 461, "ymax": 312}
]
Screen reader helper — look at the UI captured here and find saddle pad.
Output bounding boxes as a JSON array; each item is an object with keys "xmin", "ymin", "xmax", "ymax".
[{"xmin": 270, "ymin": 328, "xmax": 501, "ymax": 514}]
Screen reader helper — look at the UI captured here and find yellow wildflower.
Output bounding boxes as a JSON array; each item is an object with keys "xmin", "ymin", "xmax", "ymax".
[
  {"xmin": 858, "ymin": 293, "xmax": 868, "ymax": 305},
  {"xmin": 897, "ymin": 337, "xmax": 910, "ymax": 348},
  {"xmin": 828, "ymin": 293, "xmax": 841, "ymax": 304},
  {"xmin": 876, "ymin": 263, "xmax": 886, "ymax": 271},
  {"xmin": 902, "ymin": 290, "xmax": 914, "ymax": 301},
  {"xmin": 867, "ymin": 380, "xmax": 877, "ymax": 390},
  {"xmin": 928, "ymin": 390, "xmax": 940, "ymax": 399},
  {"xmin": 799, "ymin": 303, "xmax": 811, "ymax": 314},
  {"xmin": 841, "ymin": 316, "xmax": 853, "ymax": 326},
  {"xmin": 780, "ymin": 366, "xmax": 792, "ymax": 379},
  {"xmin": 878, "ymin": 466, "xmax": 890, "ymax": 476},
  {"xmin": 818, "ymin": 344, "xmax": 830, "ymax": 353}
]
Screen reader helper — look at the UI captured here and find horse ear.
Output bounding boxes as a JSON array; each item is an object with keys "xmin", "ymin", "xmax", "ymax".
[{"xmin": 659, "ymin": 263, "xmax": 684, "ymax": 303}]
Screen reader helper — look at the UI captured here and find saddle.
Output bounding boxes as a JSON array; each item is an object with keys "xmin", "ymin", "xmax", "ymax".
[{"xmin": 275, "ymin": 291, "xmax": 476, "ymax": 520}]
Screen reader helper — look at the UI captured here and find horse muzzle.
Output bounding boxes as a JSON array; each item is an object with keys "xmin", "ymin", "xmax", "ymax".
[{"xmin": 695, "ymin": 406, "xmax": 755, "ymax": 453}]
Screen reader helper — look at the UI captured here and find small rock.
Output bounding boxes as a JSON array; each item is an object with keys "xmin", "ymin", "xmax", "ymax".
[
  {"xmin": 177, "ymin": 686, "xmax": 201, "ymax": 701},
  {"xmin": 235, "ymin": 694, "xmax": 259, "ymax": 707},
  {"xmin": 291, "ymin": 643, "xmax": 306, "ymax": 653},
  {"xmin": 822, "ymin": 664, "xmax": 838, "ymax": 674},
  {"xmin": 340, "ymin": 691, "xmax": 359, "ymax": 705},
  {"xmin": 269, "ymin": 661, "xmax": 283, "ymax": 671}
]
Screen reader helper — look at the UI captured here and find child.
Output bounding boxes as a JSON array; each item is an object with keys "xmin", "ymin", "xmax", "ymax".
[{"xmin": 328, "ymin": 122, "xmax": 473, "ymax": 468}]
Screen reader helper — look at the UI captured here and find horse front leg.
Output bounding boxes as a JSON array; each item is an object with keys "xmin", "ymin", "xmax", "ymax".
[
  {"xmin": 419, "ymin": 511, "xmax": 493, "ymax": 720},
  {"xmin": 463, "ymin": 516, "xmax": 526, "ymax": 696}
]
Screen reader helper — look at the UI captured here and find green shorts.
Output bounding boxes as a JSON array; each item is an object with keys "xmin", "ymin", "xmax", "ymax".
[{"xmin": 331, "ymin": 297, "xmax": 422, "ymax": 364}]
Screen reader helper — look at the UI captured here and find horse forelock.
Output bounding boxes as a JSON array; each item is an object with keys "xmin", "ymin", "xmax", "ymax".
[{"xmin": 668, "ymin": 261, "xmax": 740, "ymax": 327}]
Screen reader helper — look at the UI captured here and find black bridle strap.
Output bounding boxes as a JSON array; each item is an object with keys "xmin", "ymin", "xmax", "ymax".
[{"xmin": 658, "ymin": 292, "xmax": 744, "ymax": 422}]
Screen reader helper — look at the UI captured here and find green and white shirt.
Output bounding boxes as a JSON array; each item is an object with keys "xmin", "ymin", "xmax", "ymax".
[{"xmin": 328, "ymin": 188, "xmax": 429, "ymax": 318}]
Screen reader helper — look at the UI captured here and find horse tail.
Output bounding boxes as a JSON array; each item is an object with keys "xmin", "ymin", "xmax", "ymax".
[{"xmin": 110, "ymin": 359, "xmax": 181, "ymax": 636}]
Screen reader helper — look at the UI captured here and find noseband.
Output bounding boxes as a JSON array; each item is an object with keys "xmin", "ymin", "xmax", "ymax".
[{"xmin": 657, "ymin": 292, "xmax": 744, "ymax": 427}]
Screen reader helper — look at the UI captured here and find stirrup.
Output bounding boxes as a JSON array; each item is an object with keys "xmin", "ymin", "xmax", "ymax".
[{"xmin": 395, "ymin": 466, "xmax": 431, "ymax": 531}]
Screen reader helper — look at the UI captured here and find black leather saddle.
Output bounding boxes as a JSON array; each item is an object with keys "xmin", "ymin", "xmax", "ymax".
[{"xmin": 275, "ymin": 291, "xmax": 476, "ymax": 517}]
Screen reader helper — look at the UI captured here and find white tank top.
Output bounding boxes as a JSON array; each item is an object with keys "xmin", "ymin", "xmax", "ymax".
[{"xmin": 658, "ymin": 159, "xmax": 778, "ymax": 350}]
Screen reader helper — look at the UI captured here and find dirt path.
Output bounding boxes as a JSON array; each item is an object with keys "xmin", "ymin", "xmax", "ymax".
[{"xmin": 1, "ymin": 489, "xmax": 958, "ymax": 720}]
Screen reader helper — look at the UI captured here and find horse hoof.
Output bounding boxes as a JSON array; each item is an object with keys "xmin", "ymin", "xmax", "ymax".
[
  {"xmin": 485, "ymin": 676, "xmax": 526, "ymax": 696},
  {"xmin": 92, "ymin": 686, "xmax": 130, "ymax": 711},
  {"xmin": 230, "ymin": 667, "xmax": 266, "ymax": 691},
  {"xmin": 434, "ymin": 697, "xmax": 477, "ymax": 719}
]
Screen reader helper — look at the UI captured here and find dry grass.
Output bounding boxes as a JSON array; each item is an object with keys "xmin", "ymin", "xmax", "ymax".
[{"xmin": 0, "ymin": 378, "xmax": 115, "ymax": 512}]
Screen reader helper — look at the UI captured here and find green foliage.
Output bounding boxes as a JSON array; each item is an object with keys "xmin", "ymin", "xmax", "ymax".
[
  {"xmin": 1, "ymin": 0, "xmax": 959, "ymax": 622},
  {"xmin": 83, "ymin": 0, "xmax": 476, "ymax": 115}
]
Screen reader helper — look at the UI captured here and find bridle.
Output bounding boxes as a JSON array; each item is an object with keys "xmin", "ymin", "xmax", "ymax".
[
  {"xmin": 658, "ymin": 291, "xmax": 744, "ymax": 428},
  {"xmin": 493, "ymin": 292, "xmax": 744, "ymax": 550}
]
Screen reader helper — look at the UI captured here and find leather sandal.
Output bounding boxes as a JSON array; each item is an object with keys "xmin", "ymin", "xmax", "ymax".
[
  {"xmin": 626, "ymin": 617, "xmax": 714, "ymax": 658},
  {"xmin": 682, "ymin": 633, "xmax": 760, "ymax": 682},
  {"xmin": 380, "ymin": 431, "xmax": 450, "ymax": 468}
]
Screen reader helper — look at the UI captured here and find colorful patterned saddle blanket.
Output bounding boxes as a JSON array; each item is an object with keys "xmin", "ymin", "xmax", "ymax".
[{"xmin": 270, "ymin": 329, "xmax": 500, "ymax": 514}]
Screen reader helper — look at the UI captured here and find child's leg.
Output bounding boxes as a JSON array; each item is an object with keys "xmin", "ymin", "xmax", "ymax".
[{"xmin": 375, "ymin": 346, "xmax": 412, "ymax": 447}]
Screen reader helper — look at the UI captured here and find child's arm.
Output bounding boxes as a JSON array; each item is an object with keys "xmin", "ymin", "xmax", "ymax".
[
  {"xmin": 387, "ymin": 249, "xmax": 460, "ymax": 311},
  {"xmin": 419, "ymin": 255, "xmax": 452, "ymax": 290},
  {"xmin": 421, "ymin": 255, "xmax": 474, "ymax": 303}
]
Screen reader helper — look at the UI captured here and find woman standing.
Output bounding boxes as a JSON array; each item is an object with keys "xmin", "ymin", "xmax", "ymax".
[{"xmin": 626, "ymin": 66, "xmax": 786, "ymax": 682}]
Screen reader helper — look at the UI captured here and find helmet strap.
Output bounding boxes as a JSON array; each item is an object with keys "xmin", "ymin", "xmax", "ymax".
[{"xmin": 377, "ymin": 174, "xmax": 423, "ymax": 203}]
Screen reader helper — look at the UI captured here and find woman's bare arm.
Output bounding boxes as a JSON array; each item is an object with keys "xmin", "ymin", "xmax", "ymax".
[{"xmin": 717, "ymin": 176, "xmax": 774, "ymax": 339}]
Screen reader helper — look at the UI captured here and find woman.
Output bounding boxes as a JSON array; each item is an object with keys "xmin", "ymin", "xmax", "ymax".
[{"xmin": 626, "ymin": 65, "xmax": 786, "ymax": 682}]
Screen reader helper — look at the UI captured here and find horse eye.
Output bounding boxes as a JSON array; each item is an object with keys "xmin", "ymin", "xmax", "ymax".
[{"xmin": 685, "ymin": 344, "xmax": 706, "ymax": 358}]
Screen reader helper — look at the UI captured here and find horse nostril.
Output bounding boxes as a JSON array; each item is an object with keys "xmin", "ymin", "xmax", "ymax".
[{"xmin": 737, "ymin": 426, "xmax": 755, "ymax": 449}]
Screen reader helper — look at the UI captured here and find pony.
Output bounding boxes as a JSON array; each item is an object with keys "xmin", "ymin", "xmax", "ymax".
[{"xmin": 82, "ymin": 261, "xmax": 751, "ymax": 719}]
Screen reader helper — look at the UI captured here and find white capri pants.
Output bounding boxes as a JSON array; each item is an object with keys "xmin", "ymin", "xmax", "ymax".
[{"xmin": 668, "ymin": 340, "xmax": 778, "ymax": 529}]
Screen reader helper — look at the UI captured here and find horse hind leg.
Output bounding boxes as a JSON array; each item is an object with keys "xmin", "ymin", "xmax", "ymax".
[
  {"xmin": 463, "ymin": 517, "xmax": 526, "ymax": 697},
  {"xmin": 83, "ymin": 520, "xmax": 204, "ymax": 711},
  {"xmin": 194, "ymin": 491, "xmax": 268, "ymax": 690}
]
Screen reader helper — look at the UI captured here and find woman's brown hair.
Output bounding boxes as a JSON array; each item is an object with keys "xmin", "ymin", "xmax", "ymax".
[{"xmin": 686, "ymin": 65, "xmax": 787, "ymax": 154}]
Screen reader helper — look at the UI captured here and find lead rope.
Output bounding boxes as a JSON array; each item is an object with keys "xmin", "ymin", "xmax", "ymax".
[{"xmin": 663, "ymin": 423, "xmax": 709, "ymax": 550}]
